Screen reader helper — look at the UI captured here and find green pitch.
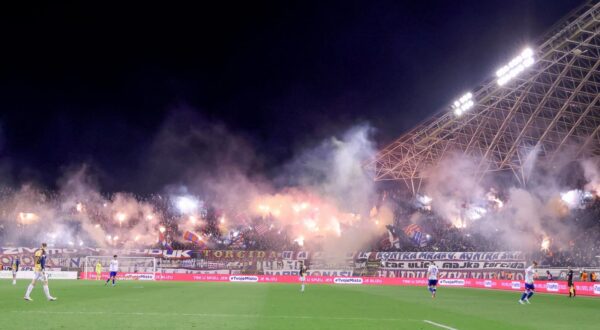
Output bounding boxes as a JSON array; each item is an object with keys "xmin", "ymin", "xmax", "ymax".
[{"xmin": 1, "ymin": 280, "xmax": 599, "ymax": 329}]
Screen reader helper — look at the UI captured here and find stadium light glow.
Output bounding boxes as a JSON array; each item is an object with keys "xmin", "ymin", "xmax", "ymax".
[
  {"xmin": 116, "ymin": 212, "xmax": 127, "ymax": 222},
  {"xmin": 452, "ymin": 92, "xmax": 474, "ymax": 116},
  {"xmin": 496, "ymin": 48, "xmax": 535, "ymax": 86},
  {"xmin": 175, "ymin": 195, "xmax": 199, "ymax": 214},
  {"xmin": 189, "ymin": 215, "xmax": 197, "ymax": 224},
  {"xmin": 18, "ymin": 212, "xmax": 39, "ymax": 225},
  {"xmin": 294, "ymin": 236, "xmax": 305, "ymax": 246}
]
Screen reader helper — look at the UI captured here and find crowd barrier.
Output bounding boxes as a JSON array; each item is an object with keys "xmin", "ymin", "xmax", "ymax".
[{"xmin": 82, "ymin": 272, "xmax": 600, "ymax": 297}]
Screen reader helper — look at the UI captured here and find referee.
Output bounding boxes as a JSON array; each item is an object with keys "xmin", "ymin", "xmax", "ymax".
[{"xmin": 567, "ymin": 267, "xmax": 576, "ymax": 298}]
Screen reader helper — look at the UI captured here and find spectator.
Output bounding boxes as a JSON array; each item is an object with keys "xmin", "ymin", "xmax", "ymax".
[{"xmin": 546, "ymin": 270, "xmax": 553, "ymax": 280}]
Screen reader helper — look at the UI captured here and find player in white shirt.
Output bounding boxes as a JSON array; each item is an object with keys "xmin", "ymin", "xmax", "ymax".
[
  {"xmin": 519, "ymin": 261, "xmax": 538, "ymax": 304},
  {"xmin": 105, "ymin": 255, "xmax": 119, "ymax": 287},
  {"xmin": 427, "ymin": 261, "xmax": 439, "ymax": 298}
]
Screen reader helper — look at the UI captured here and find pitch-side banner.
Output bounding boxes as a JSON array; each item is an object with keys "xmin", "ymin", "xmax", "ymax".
[
  {"xmin": 80, "ymin": 273, "xmax": 600, "ymax": 296},
  {"xmin": 0, "ymin": 271, "xmax": 77, "ymax": 280}
]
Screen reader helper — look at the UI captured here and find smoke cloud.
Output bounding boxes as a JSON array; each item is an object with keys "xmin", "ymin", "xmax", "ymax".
[{"xmin": 0, "ymin": 108, "xmax": 383, "ymax": 252}]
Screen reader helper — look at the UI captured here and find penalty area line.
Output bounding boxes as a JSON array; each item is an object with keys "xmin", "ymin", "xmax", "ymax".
[{"xmin": 424, "ymin": 320, "xmax": 458, "ymax": 330}]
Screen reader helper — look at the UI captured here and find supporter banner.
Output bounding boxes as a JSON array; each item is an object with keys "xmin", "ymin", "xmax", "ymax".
[
  {"xmin": 79, "ymin": 273, "xmax": 600, "ymax": 296},
  {"xmin": 380, "ymin": 260, "xmax": 525, "ymax": 270},
  {"xmin": 0, "ymin": 271, "xmax": 77, "ymax": 280},
  {"xmin": 0, "ymin": 248, "xmax": 309, "ymax": 260},
  {"xmin": 263, "ymin": 269, "xmax": 353, "ymax": 277},
  {"xmin": 376, "ymin": 270, "xmax": 524, "ymax": 280},
  {"xmin": 0, "ymin": 247, "xmax": 195, "ymax": 259},
  {"xmin": 370, "ymin": 251, "xmax": 524, "ymax": 261},
  {"xmin": 3, "ymin": 249, "xmax": 522, "ymax": 261},
  {"xmin": 376, "ymin": 252, "xmax": 526, "ymax": 280}
]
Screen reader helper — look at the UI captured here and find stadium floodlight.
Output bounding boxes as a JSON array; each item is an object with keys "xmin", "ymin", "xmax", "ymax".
[
  {"xmin": 496, "ymin": 47, "xmax": 535, "ymax": 86},
  {"xmin": 452, "ymin": 92, "xmax": 474, "ymax": 116}
]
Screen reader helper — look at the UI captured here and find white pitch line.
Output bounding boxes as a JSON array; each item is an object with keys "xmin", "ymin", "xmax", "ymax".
[
  {"xmin": 11, "ymin": 310, "xmax": 410, "ymax": 322},
  {"xmin": 424, "ymin": 320, "xmax": 458, "ymax": 330}
]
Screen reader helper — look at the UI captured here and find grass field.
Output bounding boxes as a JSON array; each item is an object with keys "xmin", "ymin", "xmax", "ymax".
[{"xmin": 1, "ymin": 280, "xmax": 599, "ymax": 329}]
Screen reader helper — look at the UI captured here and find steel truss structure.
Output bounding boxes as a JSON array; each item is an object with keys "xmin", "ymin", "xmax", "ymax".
[{"xmin": 368, "ymin": 0, "xmax": 600, "ymax": 193}]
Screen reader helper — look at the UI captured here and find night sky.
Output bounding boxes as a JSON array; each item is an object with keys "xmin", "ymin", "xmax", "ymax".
[{"xmin": 0, "ymin": 0, "xmax": 583, "ymax": 193}]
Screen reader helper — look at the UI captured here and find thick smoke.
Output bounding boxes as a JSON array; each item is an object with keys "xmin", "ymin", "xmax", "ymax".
[
  {"xmin": 420, "ymin": 148, "xmax": 599, "ymax": 252},
  {"xmin": 0, "ymin": 109, "xmax": 384, "ymax": 252},
  {"xmin": 3, "ymin": 105, "xmax": 598, "ymax": 254},
  {"xmin": 581, "ymin": 158, "xmax": 600, "ymax": 193}
]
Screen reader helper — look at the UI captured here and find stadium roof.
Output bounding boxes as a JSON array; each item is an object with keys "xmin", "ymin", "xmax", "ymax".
[{"xmin": 368, "ymin": 0, "xmax": 600, "ymax": 193}]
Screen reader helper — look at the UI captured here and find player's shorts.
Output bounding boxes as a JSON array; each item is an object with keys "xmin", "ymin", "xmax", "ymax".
[
  {"xmin": 109, "ymin": 271, "xmax": 117, "ymax": 277},
  {"xmin": 12, "ymin": 269, "xmax": 17, "ymax": 276},
  {"xmin": 33, "ymin": 271, "xmax": 47, "ymax": 281},
  {"xmin": 428, "ymin": 279, "xmax": 438, "ymax": 286},
  {"xmin": 525, "ymin": 283, "xmax": 535, "ymax": 291},
  {"xmin": 299, "ymin": 276, "xmax": 305, "ymax": 282}
]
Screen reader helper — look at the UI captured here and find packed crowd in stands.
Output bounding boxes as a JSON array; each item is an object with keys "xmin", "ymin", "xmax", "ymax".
[
  {"xmin": 0, "ymin": 185, "xmax": 597, "ymax": 268},
  {"xmin": 160, "ymin": 189, "xmax": 600, "ymax": 268}
]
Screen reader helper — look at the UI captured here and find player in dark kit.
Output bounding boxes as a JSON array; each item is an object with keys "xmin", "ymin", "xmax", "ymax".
[
  {"xmin": 567, "ymin": 267, "xmax": 576, "ymax": 298},
  {"xmin": 299, "ymin": 262, "xmax": 307, "ymax": 292}
]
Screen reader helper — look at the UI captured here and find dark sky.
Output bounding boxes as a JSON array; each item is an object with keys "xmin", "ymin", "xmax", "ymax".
[{"xmin": 0, "ymin": 0, "xmax": 583, "ymax": 193}]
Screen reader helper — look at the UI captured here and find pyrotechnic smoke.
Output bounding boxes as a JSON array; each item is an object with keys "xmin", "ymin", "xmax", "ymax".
[
  {"xmin": 0, "ymin": 165, "xmax": 165, "ymax": 248},
  {"xmin": 419, "ymin": 147, "xmax": 599, "ymax": 251},
  {"xmin": 3, "ymin": 103, "xmax": 597, "ymax": 255},
  {"xmin": 260, "ymin": 125, "xmax": 381, "ymax": 255},
  {"xmin": 581, "ymin": 158, "xmax": 600, "ymax": 193},
  {"xmin": 422, "ymin": 153, "xmax": 486, "ymax": 228},
  {"xmin": 0, "ymin": 108, "xmax": 383, "ymax": 251}
]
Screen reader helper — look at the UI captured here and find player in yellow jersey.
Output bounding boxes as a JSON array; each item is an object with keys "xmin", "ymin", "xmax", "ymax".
[
  {"xmin": 95, "ymin": 261, "xmax": 103, "ymax": 280},
  {"xmin": 24, "ymin": 243, "xmax": 57, "ymax": 301}
]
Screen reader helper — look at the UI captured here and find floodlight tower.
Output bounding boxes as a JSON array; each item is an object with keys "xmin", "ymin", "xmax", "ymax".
[{"xmin": 367, "ymin": 0, "xmax": 600, "ymax": 195}]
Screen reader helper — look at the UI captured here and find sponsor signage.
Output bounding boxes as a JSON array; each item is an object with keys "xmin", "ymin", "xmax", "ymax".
[
  {"xmin": 229, "ymin": 275, "xmax": 259, "ymax": 282},
  {"xmin": 0, "ymin": 270, "xmax": 77, "ymax": 280},
  {"xmin": 439, "ymin": 279, "xmax": 465, "ymax": 286},
  {"xmin": 77, "ymin": 272, "xmax": 600, "ymax": 296},
  {"xmin": 123, "ymin": 273, "xmax": 155, "ymax": 281},
  {"xmin": 333, "ymin": 277, "xmax": 363, "ymax": 285},
  {"xmin": 545, "ymin": 282, "xmax": 559, "ymax": 292}
]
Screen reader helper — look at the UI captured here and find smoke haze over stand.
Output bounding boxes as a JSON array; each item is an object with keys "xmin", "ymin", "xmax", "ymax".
[
  {"xmin": 0, "ymin": 110, "xmax": 389, "ymax": 253},
  {"xmin": 416, "ymin": 149, "xmax": 600, "ymax": 253},
  {"xmin": 1, "ymin": 104, "xmax": 599, "ymax": 258}
]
